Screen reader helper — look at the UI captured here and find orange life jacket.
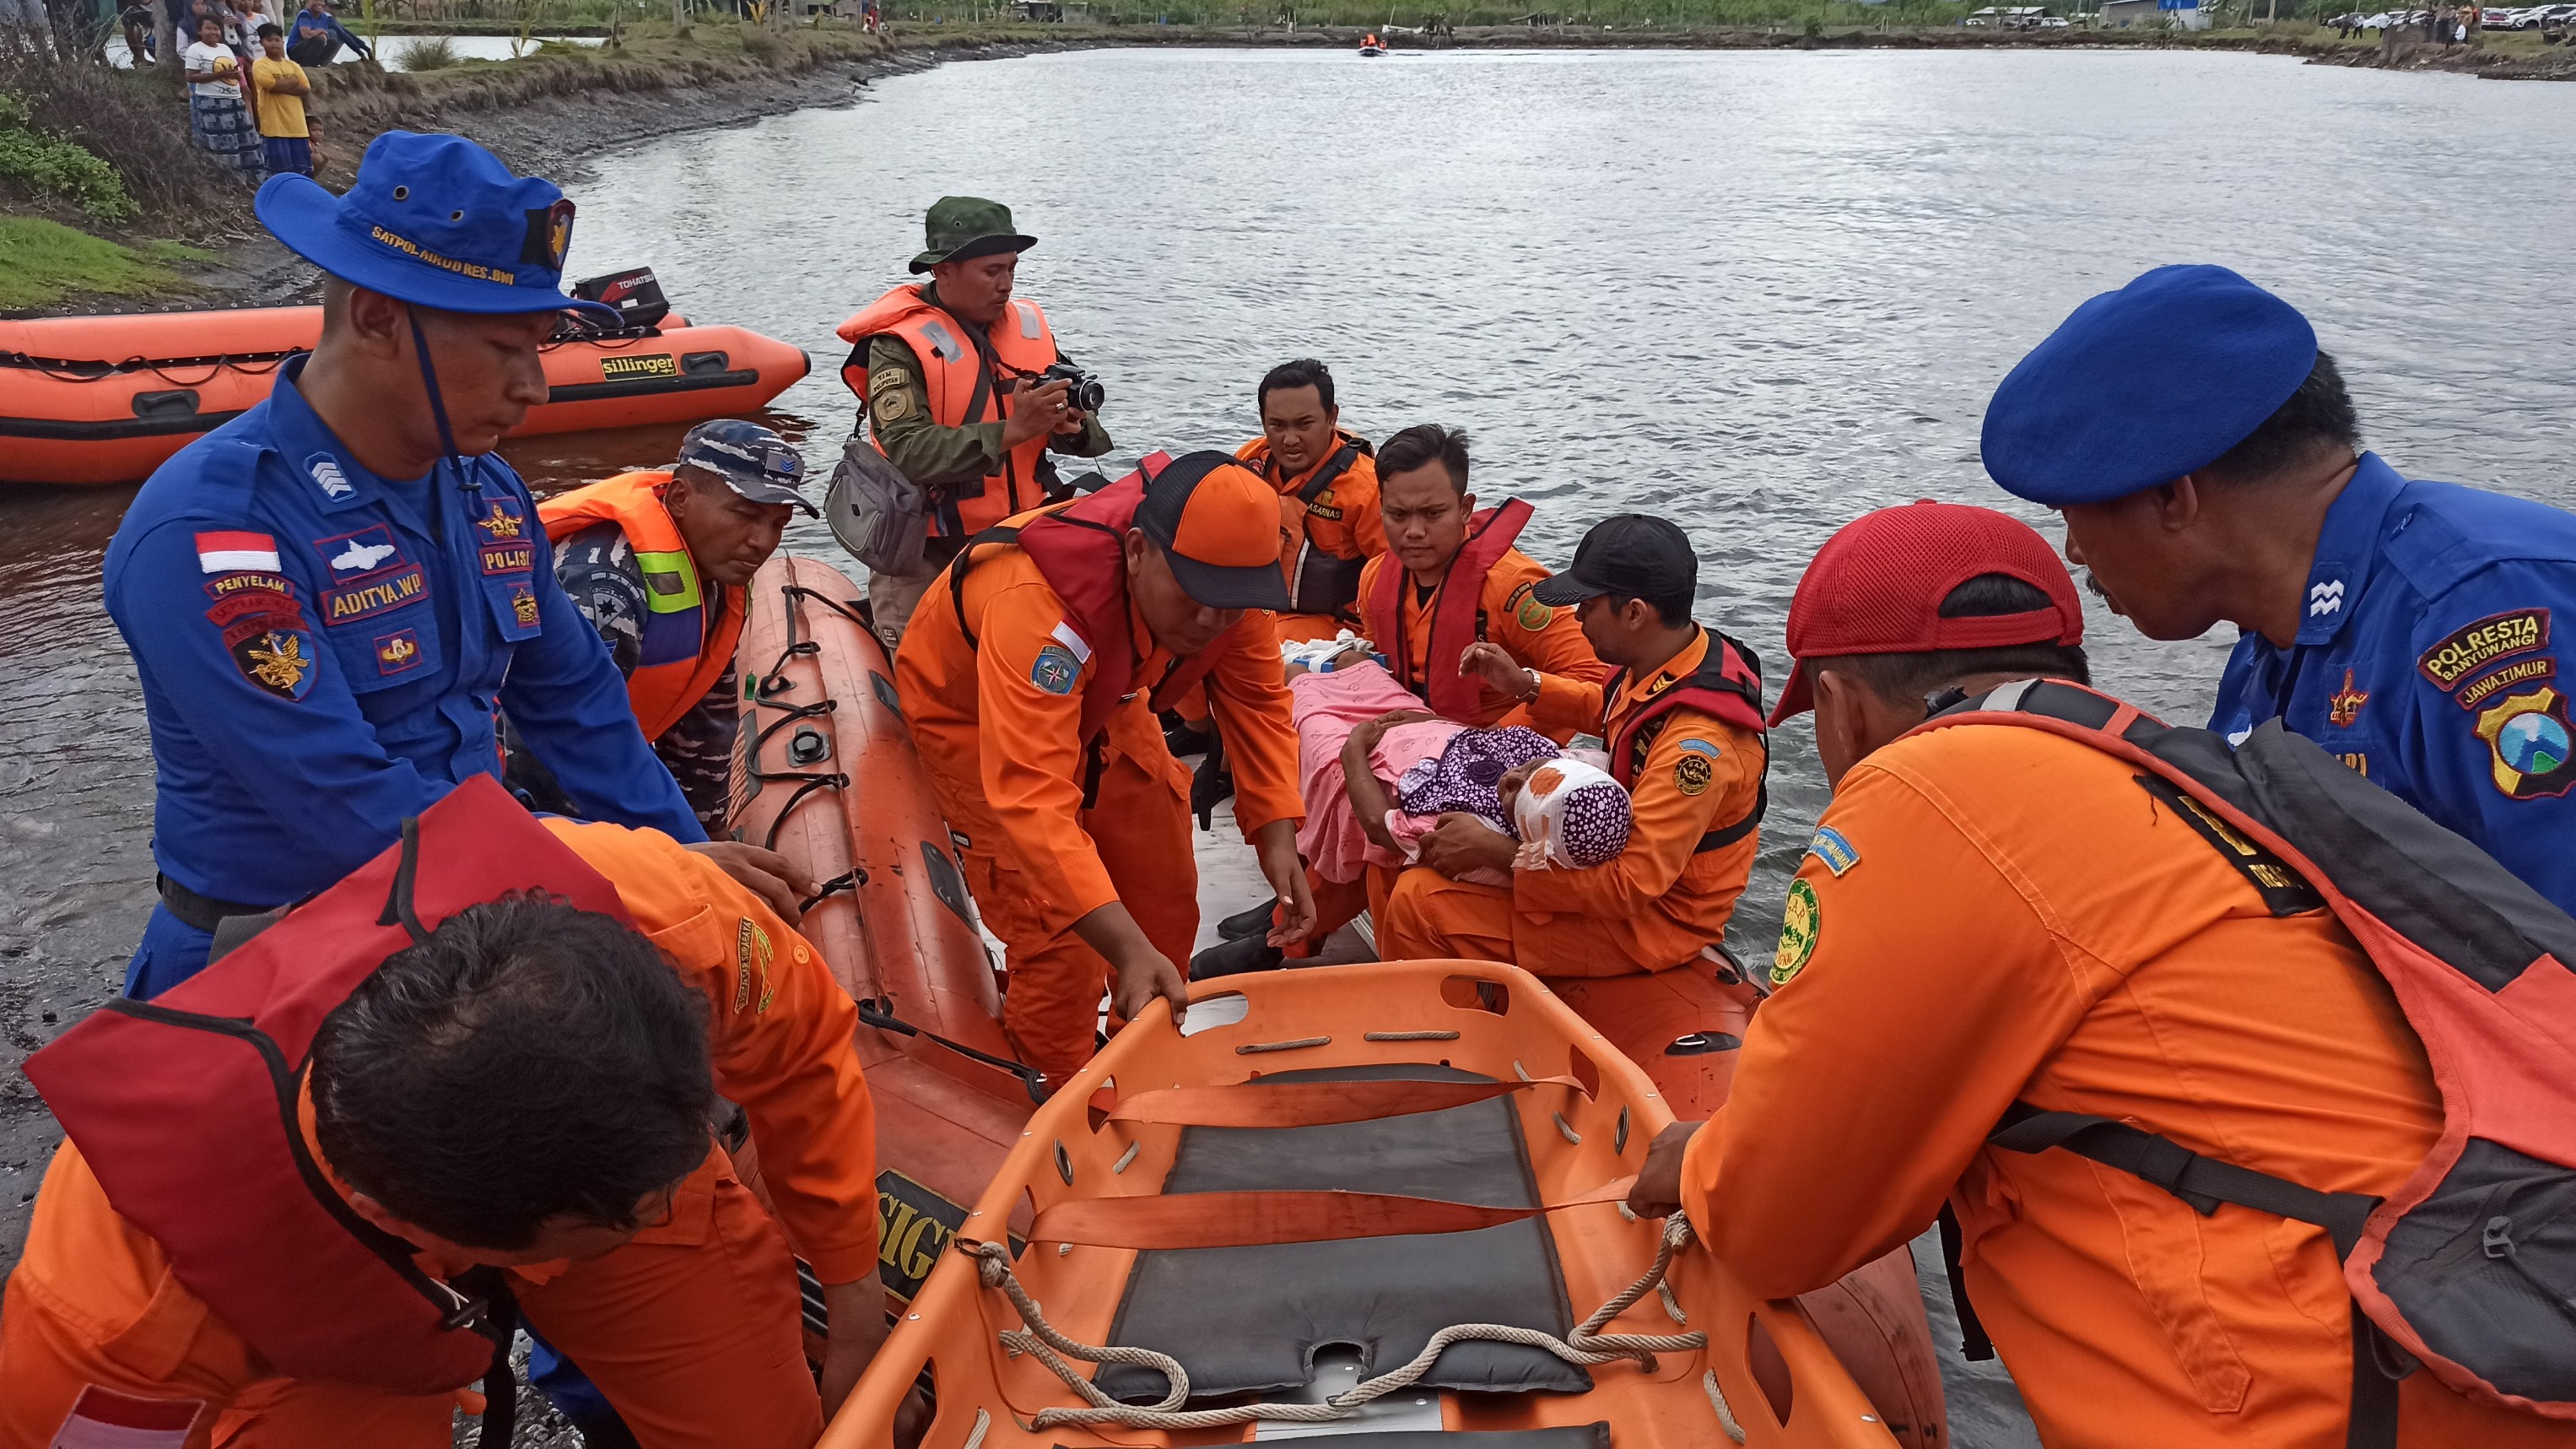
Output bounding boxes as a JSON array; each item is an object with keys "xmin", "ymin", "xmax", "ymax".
[
  {"xmin": 1242, "ymin": 430, "xmax": 1374, "ymax": 619},
  {"xmin": 1367, "ymin": 498, "xmax": 1533, "ymax": 721},
  {"xmin": 948, "ymin": 451, "xmax": 1239, "ymax": 747},
  {"xmin": 1602, "ymin": 630, "xmax": 1769, "ymax": 852},
  {"xmin": 836, "ymin": 284, "xmax": 1060, "ymax": 538},
  {"xmin": 538, "ymin": 470, "xmax": 743, "ymax": 742},
  {"xmin": 19, "ymin": 776, "xmax": 631, "ymax": 1397}
]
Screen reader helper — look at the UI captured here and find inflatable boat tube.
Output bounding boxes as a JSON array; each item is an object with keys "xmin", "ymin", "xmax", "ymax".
[
  {"xmin": 0, "ymin": 307, "xmax": 806, "ymax": 486},
  {"xmin": 827, "ymin": 960, "xmax": 1914, "ymax": 1449},
  {"xmin": 731, "ymin": 555, "xmax": 1037, "ymax": 1311}
]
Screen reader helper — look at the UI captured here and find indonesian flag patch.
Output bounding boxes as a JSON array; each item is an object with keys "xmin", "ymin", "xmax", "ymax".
[
  {"xmin": 51, "ymin": 1387, "xmax": 202, "ymax": 1448},
  {"xmin": 195, "ymin": 530, "xmax": 280, "ymax": 575}
]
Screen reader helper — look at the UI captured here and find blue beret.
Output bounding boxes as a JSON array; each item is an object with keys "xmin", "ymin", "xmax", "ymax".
[{"xmin": 1981, "ymin": 265, "xmax": 2319, "ymax": 507}]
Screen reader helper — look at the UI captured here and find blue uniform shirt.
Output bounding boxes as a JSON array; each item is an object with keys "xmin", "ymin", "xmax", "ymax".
[
  {"xmin": 2210, "ymin": 451, "xmax": 2576, "ymax": 912},
  {"xmin": 105, "ymin": 356, "xmax": 703, "ymax": 992}
]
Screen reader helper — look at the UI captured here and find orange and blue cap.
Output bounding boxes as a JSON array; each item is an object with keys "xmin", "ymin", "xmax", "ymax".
[{"xmin": 1132, "ymin": 452, "xmax": 1290, "ymax": 611}]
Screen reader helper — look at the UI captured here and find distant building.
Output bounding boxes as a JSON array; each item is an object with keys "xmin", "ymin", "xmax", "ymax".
[
  {"xmin": 1964, "ymin": 5, "xmax": 2050, "ymax": 24},
  {"xmin": 2102, "ymin": 0, "xmax": 2214, "ymax": 26}
]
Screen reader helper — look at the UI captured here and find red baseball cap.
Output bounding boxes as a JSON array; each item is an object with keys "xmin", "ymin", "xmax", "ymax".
[{"xmin": 1769, "ymin": 500, "xmax": 2084, "ymax": 727}]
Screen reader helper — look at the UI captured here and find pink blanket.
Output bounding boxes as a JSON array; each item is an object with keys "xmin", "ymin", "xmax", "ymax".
[{"xmin": 1291, "ymin": 664, "xmax": 1463, "ymax": 884}]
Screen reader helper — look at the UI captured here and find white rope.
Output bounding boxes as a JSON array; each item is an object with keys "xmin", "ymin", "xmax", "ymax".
[
  {"xmin": 964, "ymin": 1214, "xmax": 1709, "ymax": 1431},
  {"xmin": 1702, "ymin": 1368, "xmax": 1749, "ymax": 1444}
]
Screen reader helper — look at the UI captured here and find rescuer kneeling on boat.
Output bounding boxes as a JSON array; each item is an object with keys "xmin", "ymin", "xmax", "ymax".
[
  {"xmin": 1985, "ymin": 264, "xmax": 2576, "ymax": 916},
  {"xmin": 1234, "ymin": 359, "xmax": 1386, "ymax": 645},
  {"xmin": 837, "ymin": 197, "xmax": 1112, "ymax": 649},
  {"xmin": 1356, "ymin": 424, "xmax": 1609, "ymax": 733},
  {"xmin": 0, "ymin": 781, "xmax": 886, "ymax": 1449},
  {"xmin": 1628, "ymin": 502, "xmax": 2570, "ymax": 1448},
  {"xmin": 507, "ymin": 419, "xmax": 815, "ymax": 835},
  {"xmin": 1379, "ymin": 515, "xmax": 1769, "ymax": 983},
  {"xmin": 100, "ymin": 130, "xmax": 760, "ymax": 1001},
  {"xmin": 894, "ymin": 452, "xmax": 1311, "ymax": 1089}
]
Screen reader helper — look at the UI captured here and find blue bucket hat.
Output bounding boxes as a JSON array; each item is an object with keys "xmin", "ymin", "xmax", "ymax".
[
  {"xmin": 254, "ymin": 131, "xmax": 620, "ymax": 326},
  {"xmin": 1981, "ymin": 265, "xmax": 2319, "ymax": 507}
]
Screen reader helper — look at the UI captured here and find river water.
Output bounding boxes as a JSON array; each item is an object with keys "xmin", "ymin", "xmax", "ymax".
[{"xmin": 7, "ymin": 44, "xmax": 2576, "ymax": 1446}]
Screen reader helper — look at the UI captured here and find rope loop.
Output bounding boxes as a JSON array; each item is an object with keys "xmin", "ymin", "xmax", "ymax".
[{"xmin": 961, "ymin": 1209, "xmax": 1709, "ymax": 1430}]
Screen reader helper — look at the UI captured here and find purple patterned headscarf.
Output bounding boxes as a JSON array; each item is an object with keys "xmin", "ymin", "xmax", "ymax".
[
  {"xmin": 1393, "ymin": 726, "xmax": 1562, "ymax": 835},
  {"xmin": 1512, "ymin": 758, "xmax": 1634, "ymax": 870}
]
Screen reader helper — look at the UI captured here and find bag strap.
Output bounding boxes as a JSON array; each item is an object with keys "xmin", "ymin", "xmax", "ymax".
[
  {"xmin": 1023, "ymin": 1178, "xmax": 1636, "ymax": 1251},
  {"xmin": 1295, "ymin": 441, "xmax": 1361, "ymax": 505},
  {"xmin": 1987, "ymin": 1105, "xmax": 2381, "ymax": 1257}
]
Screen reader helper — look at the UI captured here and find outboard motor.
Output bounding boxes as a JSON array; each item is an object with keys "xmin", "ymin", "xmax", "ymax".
[{"xmin": 570, "ymin": 267, "xmax": 672, "ymax": 331}]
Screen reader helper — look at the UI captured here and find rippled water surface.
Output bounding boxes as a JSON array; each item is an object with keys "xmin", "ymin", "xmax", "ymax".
[{"xmin": 8, "ymin": 46, "xmax": 2576, "ymax": 1443}]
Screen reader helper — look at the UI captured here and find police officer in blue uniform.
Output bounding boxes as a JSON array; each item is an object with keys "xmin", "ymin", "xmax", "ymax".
[
  {"xmin": 1981, "ymin": 262, "xmax": 2576, "ymax": 911},
  {"xmin": 104, "ymin": 130, "xmax": 713, "ymax": 998}
]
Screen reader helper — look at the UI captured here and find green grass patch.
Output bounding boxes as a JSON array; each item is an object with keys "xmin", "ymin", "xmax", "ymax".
[{"xmin": 0, "ymin": 218, "xmax": 203, "ymax": 311}]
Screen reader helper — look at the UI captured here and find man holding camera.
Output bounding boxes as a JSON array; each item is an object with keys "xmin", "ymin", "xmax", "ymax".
[{"xmin": 835, "ymin": 197, "xmax": 1112, "ymax": 647}]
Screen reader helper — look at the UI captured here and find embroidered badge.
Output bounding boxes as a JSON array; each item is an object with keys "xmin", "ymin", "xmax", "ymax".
[
  {"xmin": 1773, "ymin": 878, "xmax": 1821, "ymax": 987},
  {"xmin": 1030, "ymin": 642, "xmax": 1080, "ymax": 695},
  {"xmin": 324, "ymin": 565, "xmax": 428, "ymax": 624},
  {"xmin": 194, "ymin": 530, "xmax": 278, "ymax": 574},
  {"xmin": 305, "ymin": 452, "xmax": 354, "ymax": 500},
  {"xmin": 734, "ymin": 916, "xmax": 775, "ymax": 1012},
  {"xmin": 1504, "ymin": 581, "xmax": 1553, "ymax": 632},
  {"xmin": 2306, "ymin": 578, "xmax": 2345, "ymax": 618},
  {"xmin": 203, "ymin": 571, "xmax": 296, "ymax": 604},
  {"xmin": 511, "ymin": 585, "xmax": 540, "ymax": 628},
  {"xmin": 51, "ymin": 1386, "xmax": 203, "ymax": 1448},
  {"xmin": 1805, "ymin": 825, "xmax": 1860, "ymax": 876},
  {"xmin": 1677, "ymin": 738, "xmax": 1721, "ymax": 757},
  {"xmin": 2327, "ymin": 668, "xmax": 2369, "ymax": 729},
  {"xmin": 314, "ymin": 524, "xmax": 402, "ymax": 581},
  {"xmin": 2420, "ymin": 609, "xmax": 2550, "ymax": 692},
  {"xmin": 1672, "ymin": 751, "xmax": 1715, "ymax": 797},
  {"xmin": 231, "ymin": 627, "xmax": 316, "ymax": 700},
  {"xmin": 482, "ymin": 541, "xmax": 535, "ymax": 576},
  {"xmin": 474, "ymin": 499, "xmax": 526, "ymax": 542},
  {"xmin": 374, "ymin": 628, "xmax": 424, "ymax": 676},
  {"xmin": 2475, "ymin": 686, "xmax": 2576, "ymax": 800},
  {"xmin": 872, "ymin": 389, "xmax": 915, "ymax": 423},
  {"xmin": 2337, "ymin": 752, "xmax": 2370, "ymax": 777},
  {"xmin": 2459, "ymin": 656, "xmax": 2554, "ymax": 711}
]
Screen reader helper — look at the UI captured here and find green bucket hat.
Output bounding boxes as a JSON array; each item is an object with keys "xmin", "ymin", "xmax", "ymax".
[{"xmin": 908, "ymin": 196, "xmax": 1038, "ymax": 275}]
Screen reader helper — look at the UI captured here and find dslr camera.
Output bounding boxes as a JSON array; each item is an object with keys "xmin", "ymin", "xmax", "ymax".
[{"xmin": 1032, "ymin": 361, "xmax": 1106, "ymax": 415}]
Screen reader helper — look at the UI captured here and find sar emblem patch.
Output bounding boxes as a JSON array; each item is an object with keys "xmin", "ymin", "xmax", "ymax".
[
  {"xmin": 1805, "ymin": 825, "xmax": 1860, "ymax": 876},
  {"xmin": 1673, "ymin": 752, "xmax": 1714, "ymax": 796},
  {"xmin": 1773, "ymin": 878, "xmax": 1822, "ymax": 987},
  {"xmin": 2475, "ymin": 686, "xmax": 2576, "ymax": 800},
  {"xmin": 232, "ymin": 627, "xmax": 316, "ymax": 700},
  {"xmin": 2420, "ymin": 609, "xmax": 2549, "ymax": 692},
  {"xmin": 1030, "ymin": 642, "xmax": 1080, "ymax": 695},
  {"xmin": 2327, "ymin": 668, "xmax": 2369, "ymax": 729}
]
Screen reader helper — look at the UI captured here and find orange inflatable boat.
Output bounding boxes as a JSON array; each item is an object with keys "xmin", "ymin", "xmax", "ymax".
[
  {"xmin": 828, "ymin": 960, "xmax": 1915, "ymax": 1449},
  {"xmin": 731, "ymin": 554, "xmax": 1039, "ymax": 1310},
  {"xmin": 0, "ymin": 298, "xmax": 807, "ymax": 487}
]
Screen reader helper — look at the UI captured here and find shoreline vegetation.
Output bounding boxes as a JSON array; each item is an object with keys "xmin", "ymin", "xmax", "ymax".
[{"xmin": 1, "ymin": 14, "xmax": 2566, "ymax": 316}]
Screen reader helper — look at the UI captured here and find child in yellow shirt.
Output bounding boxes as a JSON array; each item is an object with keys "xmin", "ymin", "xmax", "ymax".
[{"xmin": 248, "ymin": 24, "xmax": 312, "ymax": 176}]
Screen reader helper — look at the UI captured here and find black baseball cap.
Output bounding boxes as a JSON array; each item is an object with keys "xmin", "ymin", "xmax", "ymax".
[
  {"xmin": 1132, "ymin": 451, "xmax": 1292, "ymax": 611},
  {"xmin": 1531, "ymin": 514, "xmax": 1697, "ymax": 608}
]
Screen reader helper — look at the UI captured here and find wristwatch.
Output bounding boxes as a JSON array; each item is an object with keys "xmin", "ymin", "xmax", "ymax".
[{"xmin": 1520, "ymin": 668, "xmax": 1542, "ymax": 702}]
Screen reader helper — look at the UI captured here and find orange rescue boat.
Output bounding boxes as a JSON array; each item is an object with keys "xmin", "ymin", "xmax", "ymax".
[
  {"xmin": 0, "ymin": 284, "xmax": 807, "ymax": 487},
  {"xmin": 827, "ymin": 960, "xmax": 1914, "ymax": 1449},
  {"xmin": 731, "ymin": 554, "xmax": 1039, "ymax": 1308}
]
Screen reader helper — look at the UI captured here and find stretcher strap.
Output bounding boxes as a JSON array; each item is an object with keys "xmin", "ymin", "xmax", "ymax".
[
  {"xmin": 1103, "ymin": 1074, "xmax": 1580, "ymax": 1130},
  {"xmin": 1025, "ymin": 1178, "xmax": 1636, "ymax": 1250},
  {"xmin": 961, "ymin": 1213, "xmax": 1705, "ymax": 1431}
]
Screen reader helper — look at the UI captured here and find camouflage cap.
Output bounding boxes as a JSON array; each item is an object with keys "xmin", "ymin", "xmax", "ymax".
[{"xmin": 908, "ymin": 196, "xmax": 1037, "ymax": 274}]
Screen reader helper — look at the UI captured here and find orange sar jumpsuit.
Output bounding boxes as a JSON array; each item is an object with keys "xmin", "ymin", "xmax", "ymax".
[
  {"xmin": 894, "ymin": 540, "xmax": 1302, "ymax": 1085},
  {"xmin": 1353, "ymin": 549, "xmax": 1607, "ymax": 735},
  {"xmin": 1677, "ymin": 721, "xmax": 2570, "ymax": 1448},
  {"xmin": 1235, "ymin": 432, "xmax": 1386, "ymax": 646},
  {"xmin": 1380, "ymin": 626, "xmax": 1765, "ymax": 980},
  {"xmin": 0, "ymin": 820, "xmax": 878, "ymax": 1449}
]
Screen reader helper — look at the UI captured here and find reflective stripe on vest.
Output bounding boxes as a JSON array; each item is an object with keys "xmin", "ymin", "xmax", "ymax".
[
  {"xmin": 1366, "ymin": 499, "xmax": 1533, "ymax": 720},
  {"xmin": 1602, "ymin": 630, "xmax": 1769, "ymax": 852},
  {"xmin": 836, "ymin": 284, "xmax": 1059, "ymax": 537},
  {"xmin": 20, "ymin": 777, "xmax": 631, "ymax": 1394},
  {"xmin": 537, "ymin": 470, "xmax": 743, "ymax": 742}
]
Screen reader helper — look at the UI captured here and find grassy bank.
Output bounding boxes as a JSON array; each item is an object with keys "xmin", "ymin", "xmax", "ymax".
[{"xmin": 0, "ymin": 218, "xmax": 211, "ymax": 310}]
